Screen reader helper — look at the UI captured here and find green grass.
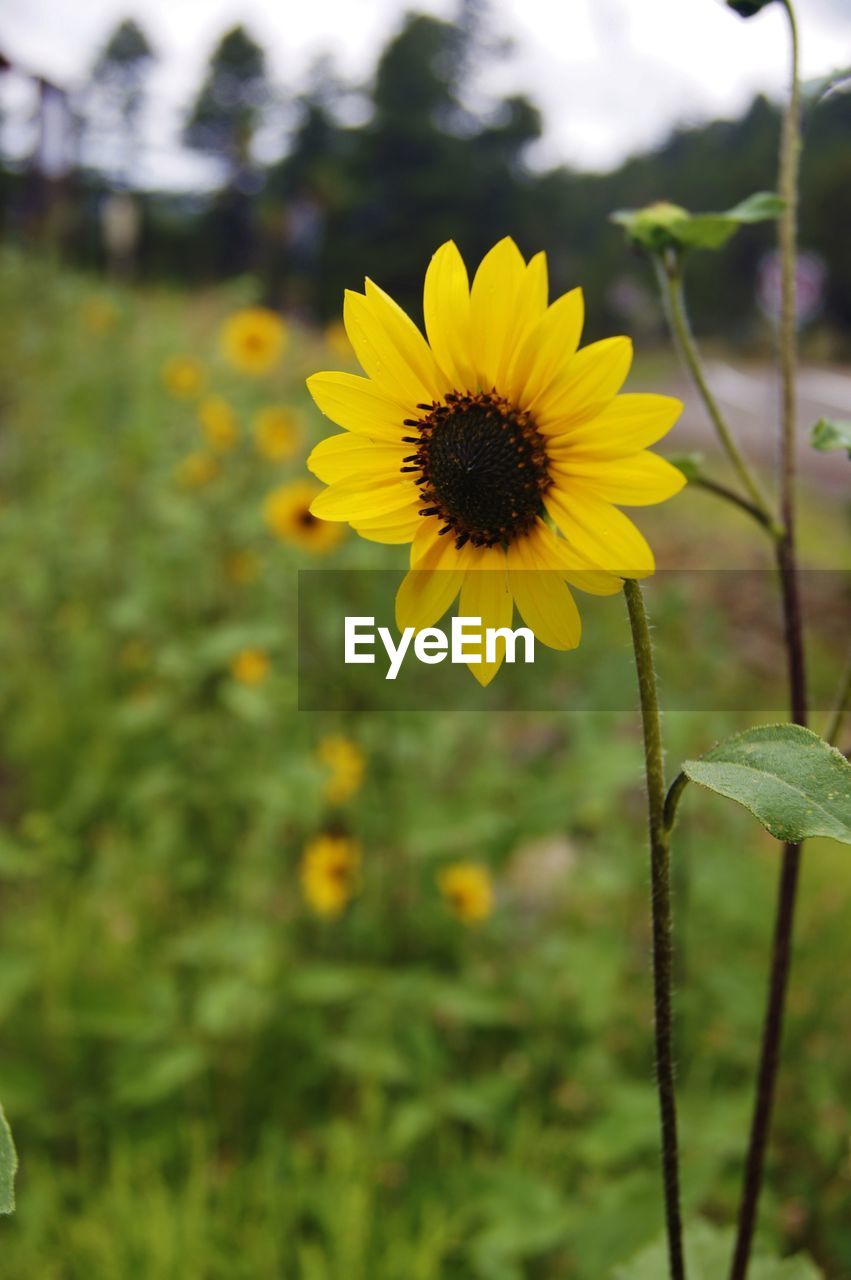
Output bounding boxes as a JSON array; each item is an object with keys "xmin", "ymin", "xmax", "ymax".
[{"xmin": 0, "ymin": 250, "xmax": 849, "ymax": 1278}]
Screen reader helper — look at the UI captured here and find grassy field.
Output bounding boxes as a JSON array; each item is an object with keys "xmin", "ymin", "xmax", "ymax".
[{"xmin": 0, "ymin": 249, "xmax": 849, "ymax": 1278}]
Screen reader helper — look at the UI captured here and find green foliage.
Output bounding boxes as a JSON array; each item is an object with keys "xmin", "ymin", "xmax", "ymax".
[
  {"xmin": 0, "ymin": 1102, "xmax": 16, "ymax": 1214},
  {"xmin": 681, "ymin": 724, "xmax": 851, "ymax": 844},
  {"xmin": 614, "ymin": 1219, "xmax": 822, "ymax": 1278},
  {"xmin": 810, "ymin": 417, "xmax": 851, "ymax": 457},
  {"xmin": 611, "ymin": 192, "xmax": 784, "ymax": 254},
  {"xmin": 668, "ymin": 453, "xmax": 705, "ymax": 482}
]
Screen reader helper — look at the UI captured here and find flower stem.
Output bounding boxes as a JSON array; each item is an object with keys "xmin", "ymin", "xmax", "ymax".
[
  {"xmin": 623, "ymin": 577, "xmax": 686, "ymax": 1280},
  {"xmin": 653, "ymin": 256, "xmax": 779, "ymax": 534},
  {"xmin": 824, "ymin": 648, "xmax": 851, "ymax": 747},
  {"xmin": 730, "ymin": 5, "xmax": 805, "ymax": 1276}
]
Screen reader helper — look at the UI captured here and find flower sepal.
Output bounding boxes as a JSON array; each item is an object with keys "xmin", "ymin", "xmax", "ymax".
[{"xmin": 611, "ymin": 192, "xmax": 784, "ymax": 255}]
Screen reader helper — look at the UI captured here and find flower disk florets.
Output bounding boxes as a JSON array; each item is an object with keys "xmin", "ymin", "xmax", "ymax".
[{"xmin": 402, "ymin": 391, "xmax": 551, "ymax": 549}]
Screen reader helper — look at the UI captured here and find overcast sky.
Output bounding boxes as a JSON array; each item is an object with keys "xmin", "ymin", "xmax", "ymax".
[{"xmin": 2, "ymin": 0, "xmax": 850, "ymax": 183}]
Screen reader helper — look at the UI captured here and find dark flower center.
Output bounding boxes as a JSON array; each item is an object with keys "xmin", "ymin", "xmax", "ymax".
[{"xmin": 402, "ymin": 391, "xmax": 551, "ymax": 549}]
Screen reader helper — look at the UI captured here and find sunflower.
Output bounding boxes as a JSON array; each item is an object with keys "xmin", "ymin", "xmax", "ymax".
[
  {"xmin": 263, "ymin": 481, "xmax": 345, "ymax": 554},
  {"xmin": 300, "ymin": 834, "xmax": 361, "ymax": 918},
  {"xmin": 253, "ymin": 406, "xmax": 300, "ymax": 460},
  {"xmin": 316, "ymin": 734, "xmax": 365, "ymax": 805},
  {"xmin": 221, "ymin": 307, "xmax": 287, "ymax": 375},
  {"xmin": 438, "ymin": 863, "xmax": 493, "ymax": 925},
  {"xmin": 162, "ymin": 355, "xmax": 204, "ymax": 400},
  {"xmin": 197, "ymin": 395, "xmax": 239, "ymax": 453},
  {"xmin": 306, "ymin": 238, "xmax": 685, "ymax": 684},
  {"xmin": 229, "ymin": 648, "xmax": 270, "ymax": 686}
]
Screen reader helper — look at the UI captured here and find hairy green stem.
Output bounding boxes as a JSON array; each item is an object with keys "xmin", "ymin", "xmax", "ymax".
[
  {"xmin": 653, "ymin": 256, "xmax": 778, "ymax": 533},
  {"xmin": 623, "ymin": 578, "xmax": 686, "ymax": 1280},
  {"xmin": 730, "ymin": 5, "xmax": 806, "ymax": 1277}
]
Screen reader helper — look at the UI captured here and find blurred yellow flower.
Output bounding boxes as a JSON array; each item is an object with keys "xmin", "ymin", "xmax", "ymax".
[
  {"xmin": 230, "ymin": 648, "xmax": 270, "ymax": 685},
  {"xmin": 175, "ymin": 451, "xmax": 219, "ymax": 489},
  {"xmin": 317, "ymin": 735, "xmax": 365, "ymax": 805},
  {"xmin": 224, "ymin": 549, "xmax": 260, "ymax": 585},
  {"xmin": 162, "ymin": 355, "xmax": 204, "ymax": 399},
  {"xmin": 119, "ymin": 639, "xmax": 151, "ymax": 671},
  {"xmin": 198, "ymin": 395, "xmax": 239, "ymax": 453},
  {"xmin": 324, "ymin": 319, "xmax": 353, "ymax": 361},
  {"xmin": 82, "ymin": 296, "xmax": 119, "ymax": 335},
  {"xmin": 221, "ymin": 307, "xmax": 287, "ymax": 375},
  {"xmin": 253, "ymin": 406, "xmax": 300, "ymax": 460},
  {"xmin": 300, "ymin": 834, "xmax": 361, "ymax": 918},
  {"xmin": 438, "ymin": 863, "xmax": 494, "ymax": 924},
  {"xmin": 263, "ymin": 481, "xmax": 344, "ymax": 553}
]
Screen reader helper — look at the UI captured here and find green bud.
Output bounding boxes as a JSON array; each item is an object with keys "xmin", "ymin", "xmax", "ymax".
[{"xmin": 610, "ymin": 202, "xmax": 689, "ymax": 253}]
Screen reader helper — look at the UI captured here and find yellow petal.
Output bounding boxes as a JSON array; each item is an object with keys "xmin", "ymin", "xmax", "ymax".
[
  {"xmin": 545, "ymin": 487, "xmax": 655, "ymax": 576},
  {"xmin": 395, "ymin": 532, "xmax": 469, "ymax": 631},
  {"xmin": 307, "ymin": 433, "xmax": 408, "ymax": 484},
  {"xmin": 423, "ymin": 241, "xmax": 478, "ymax": 391},
  {"xmin": 307, "ymin": 372, "xmax": 408, "ymax": 441},
  {"xmin": 352, "ymin": 511, "xmax": 421, "ymax": 544},
  {"xmin": 534, "ymin": 337, "xmax": 633, "ymax": 433},
  {"xmin": 547, "ymin": 394, "xmax": 683, "ymax": 458},
  {"xmin": 506, "ymin": 287, "xmax": 584, "ymax": 406},
  {"xmin": 343, "ymin": 288, "xmax": 439, "ymax": 408},
  {"xmin": 506, "ymin": 533, "xmax": 581, "ymax": 650},
  {"xmin": 458, "ymin": 545, "xmax": 513, "ymax": 686},
  {"xmin": 531, "ymin": 519, "xmax": 623, "ymax": 596},
  {"xmin": 550, "ymin": 450, "xmax": 687, "ymax": 506},
  {"xmin": 469, "ymin": 237, "xmax": 527, "ymax": 388},
  {"xmin": 310, "ymin": 475, "xmax": 420, "ymax": 521}
]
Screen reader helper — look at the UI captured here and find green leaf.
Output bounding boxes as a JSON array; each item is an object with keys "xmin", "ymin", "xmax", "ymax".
[
  {"xmin": 810, "ymin": 417, "xmax": 851, "ymax": 458},
  {"xmin": 613, "ymin": 1219, "xmax": 822, "ymax": 1278},
  {"xmin": 0, "ymin": 1102, "xmax": 17, "ymax": 1215},
  {"xmin": 611, "ymin": 192, "xmax": 783, "ymax": 253},
  {"xmin": 681, "ymin": 724, "xmax": 851, "ymax": 844}
]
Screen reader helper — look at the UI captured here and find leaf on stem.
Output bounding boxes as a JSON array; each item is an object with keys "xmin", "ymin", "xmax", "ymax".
[
  {"xmin": 667, "ymin": 453, "xmax": 704, "ymax": 482},
  {"xmin": 611, "ymin": 193, "xmax": 784, "ymax": 254},
  {"xmin": 0, "ymin": 1102, "xmax": 17, "ymax": 1215},
  {"xmin": 681, "ymin": 724, "xmax": 851, "ymax": 844},
  {"xmin": 810, "ymin": 417, "xmax": 851, "ymax": 458}
]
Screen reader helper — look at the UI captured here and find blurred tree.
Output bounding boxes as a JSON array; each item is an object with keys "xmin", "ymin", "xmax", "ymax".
[
  {"xmin": 83, "ymin": 18, "xmax": 155, "ymax": 185},
  {"xmin": 184, "ymin": 26, "xmax": 269, "ymax": 174}
]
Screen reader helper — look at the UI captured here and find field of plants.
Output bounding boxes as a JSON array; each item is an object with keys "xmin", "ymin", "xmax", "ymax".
[{"xmin": 0, "ymin": 246, "xmax": 849, "ymax": 1278}]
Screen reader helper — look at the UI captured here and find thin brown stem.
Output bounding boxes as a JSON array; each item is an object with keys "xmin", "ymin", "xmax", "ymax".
[
  {"xmin": 623, "ymin": 578, "xmax": 686, "ymax": 1280},
  {"xmin": 730, "ymin": 5, "xmax": 805, "ymax": 1276}
]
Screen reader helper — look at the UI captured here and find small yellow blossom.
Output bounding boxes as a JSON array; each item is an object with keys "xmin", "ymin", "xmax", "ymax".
[
  {"xmin": 230, "ymin": 648, "xmax": 270, "ymax": 685},
  {"xmin": 263, "ymin": 481, "xmax": 344, "ymax": 553},
  {"xmin": 300, "ymin": 834, "xmax": 361, "ymax": 917},
  {"xmin": 221, "ymin": 307, "xmax": 287, "ymax": 375},
  {"xmin": 253, "ymin": 406, "xmax": 300, "ymax": 460},
  {"xmin": 317, "ymin": 735, "xmax": 365, "ymax": 805},
  {"xmin": 198, "ymin": 395, "xmax": 239, "ymax": 453},
  {"xmin": 82, "ymin": 296, "xmax": 119, "ymax": 334},
  {"xmin": 224, "ymin": 549, "xmax": 260, "ymax": 585},
  {"xmin": 176, "ymin": 451, "xmax": 219, "ymax": 489},
  {"xmin": 324, "ymin": 320, "xmax": 353, "ymax": 362},
  {"xmin": 162, "ymin": 355, "xmax": 204, "ymax": 400},
  {"xmin": 438, "ymin": 863, "xmax": 494, "ymax": 925}
]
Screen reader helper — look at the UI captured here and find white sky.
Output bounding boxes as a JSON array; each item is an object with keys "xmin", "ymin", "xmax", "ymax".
[{"xmin": 2, "ymin": 0, "xmax": 850, "ymax": 185}]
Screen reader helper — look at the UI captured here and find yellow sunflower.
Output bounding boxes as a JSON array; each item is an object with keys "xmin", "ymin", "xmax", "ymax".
[
  {"xmin": 197, "ymin": 395, "xmax": 239, "ymax": 453},
  {"xmin": 306, "ymin": 238, "xmax": 685, "ymax": 685},
  {"xmin": 229, "ymin": 648, "xmax": 270, "ymax": 686},
  {"xmin": 175, "ymin": 451, "xmax": 218, "ymax": 489},
  {"xmin": 253, "ymin": 406, "xmax": 300, "ymax": 460},
  {"xmin": 221, "ymin": 307, "xmax": 287, "ymax": 375},
  {"xmin": 300, "ymin": 834, "xmax": 361, "ymax": 918},
  {"xmin": 438, "ymin": 862, "xmax": 494, "ymax": 925},
  {"xmin": 316, "ymin": 734, "xmax": 365, "ymax": 805},
  {"xmin": 263, "ymin": 481, "xmax": 345, "ymax": 554},
  {"xmin": 162, "ymin": 355, "xmax": 204, "ymax": 400}
]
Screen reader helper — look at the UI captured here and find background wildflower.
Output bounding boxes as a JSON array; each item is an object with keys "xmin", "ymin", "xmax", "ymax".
[
  {"xmin": 175, "ymin": 451, "xmax": 218, "ymax": 489},
  {"xmin": 438, "ymin": 863, "xmax": 494, "ymax": 924},
  {"xmin": 300, "ymin": 834, "xmax": 361, "ymax": 918},
  {"xmin": 229, "ymin": 648, "xmax": 270, "ymax": 686},
  {"xmin": 162, "ymin": 355, "xmax": 204, "ymax": 399},
  {"xmin": 221, "ymin": 307, "xmax": 287, "ymax": 375},
  {"xmin": 197, "ymin": 395, "xmax": 239, "ymax": 453},
  {"xmin": 253, "ymin": 406, "xmax": 300, "ymax": 460},
  {"xmin": 317, "ymin": 735, "xmax": 366, "ymax": 805},
  {"xmin": 263, "ymin": 481, "xmax": 345, "ymax": 553}
]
